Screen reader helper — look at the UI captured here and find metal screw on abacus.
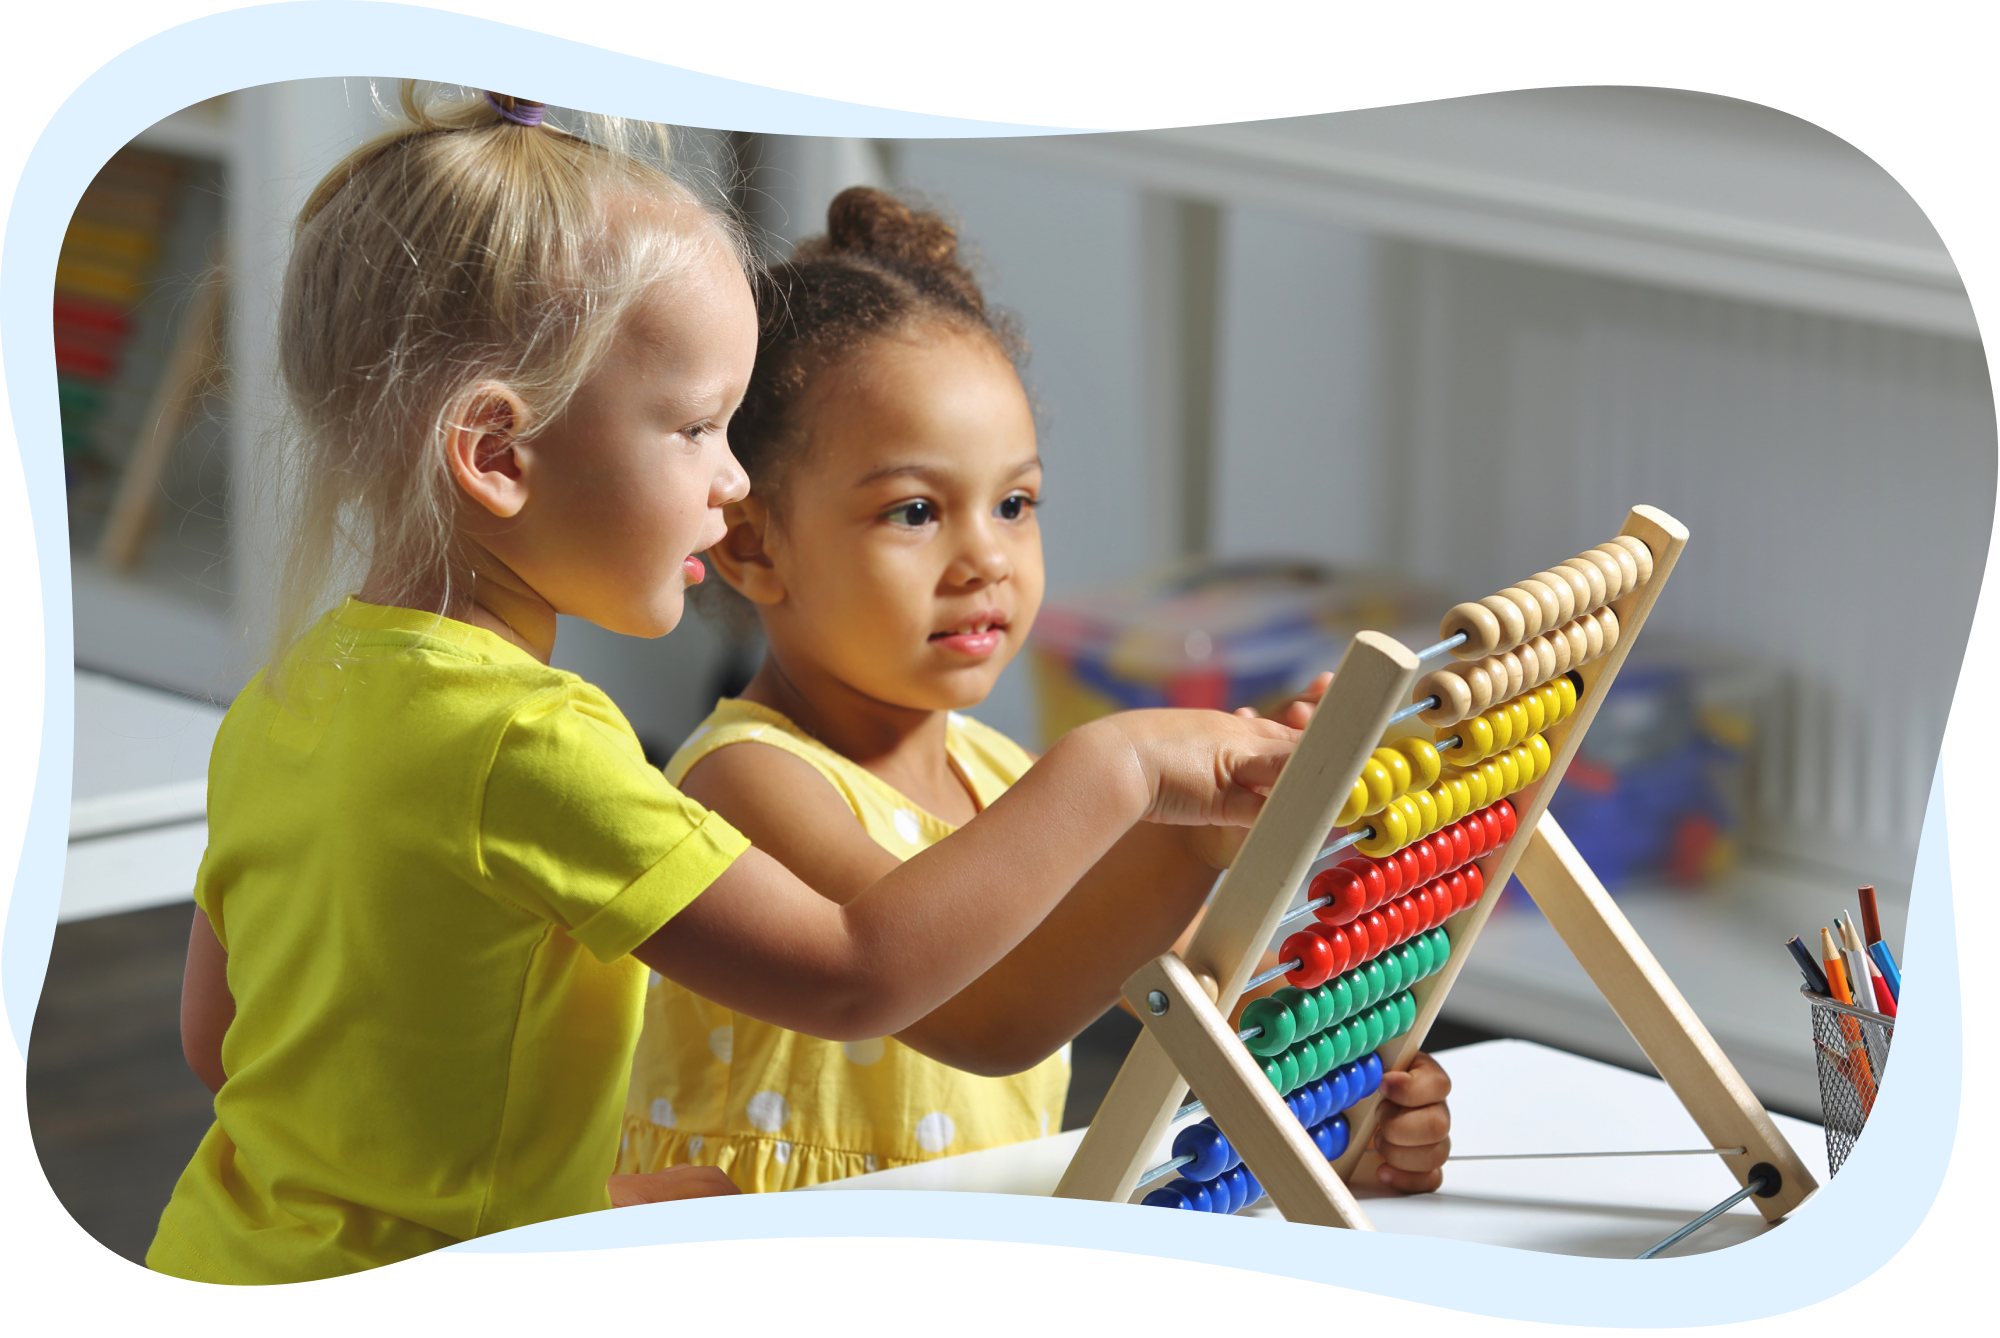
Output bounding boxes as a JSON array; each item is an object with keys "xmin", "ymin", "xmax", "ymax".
[{"xmin": 1803, "ymin": 987, "xmax": 1893, "ymax": 1176}]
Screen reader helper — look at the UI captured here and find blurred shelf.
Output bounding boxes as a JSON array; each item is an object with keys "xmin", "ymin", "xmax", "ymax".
[
  {"xmin": 1442, "ymin": 857, "xmax": 1902, "ymax": 1118},
  {"xmin": 130, "ymin": 100, "xmax": 235, "ymax": 164}
]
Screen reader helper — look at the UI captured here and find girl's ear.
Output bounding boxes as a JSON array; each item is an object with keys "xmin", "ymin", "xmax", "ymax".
[
  {"xmin": 709, "ymin": 497, "xmax": 786, "ymax": 606},
  {"xmin": 444, "ymin": 383, "xmax": 535, "ymax": 518}
]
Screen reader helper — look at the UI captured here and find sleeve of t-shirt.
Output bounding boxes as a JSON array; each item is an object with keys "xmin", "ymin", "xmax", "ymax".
[{"xmin": 478, "ymin": 684, "xmax": 750, "ymax": 963}]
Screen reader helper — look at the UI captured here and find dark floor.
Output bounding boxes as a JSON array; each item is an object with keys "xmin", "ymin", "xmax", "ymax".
[{"xmin": 29, "ymin": 903, "xmax": 1510, "ymax": 1264}]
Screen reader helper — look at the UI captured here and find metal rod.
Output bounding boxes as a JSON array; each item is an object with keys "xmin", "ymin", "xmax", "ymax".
[
  {"xmin": 1452, "ymin": 1146, "xmax": 1746, "ymax": 1163},
  {"xmin": 1413, "ymin": 631, "xmax": 1468, "ymax": 662},
  {"xmin": 1136, "ymin": 1152, "xmax": 1196, "ymax": 1188},
  {"xmin": 1386, "ymin": 695, "xmax": 1439, "ymax": 726},
  {"xmin": 1635, "ymin": 1171, "xmax": 1775, "ymax": 1259},
  {"xmin": 1243, "ymin": 958, "xmax": 1302, "ymax": 996}
]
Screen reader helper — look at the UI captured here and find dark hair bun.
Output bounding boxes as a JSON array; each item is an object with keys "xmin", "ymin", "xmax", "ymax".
[{"xmin": 821, "ymin": 186, "xmax": 960, "ymax": 270}]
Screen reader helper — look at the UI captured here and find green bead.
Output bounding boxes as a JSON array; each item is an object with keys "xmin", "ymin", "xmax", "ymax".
[
  {"xmin": 1410, "ymin": 934, "xmax": 1435, "ymax": 979},
  {"xmin": 1241, "ymin": 996, "xmax": 1295, "ymax": 1057},
  {"xmin": 1364, "ymin": 1006, "xmax": 1386, "ymax": 1052},
  {"xmin": 1278, "ymin": 1048, "xmax": 1302, "ymax": 1094},
  {"xmin": 1291, "ymin": 1037, "xmax": 1321, "ymax": 1087},
  {"xmin": 1363, "ymin": 960, "xmax": 1388, "ymax": 1006},
  {"xmin": 1380, "ymin": 949, "xmax": 1405, "ymax": 995},
  {"xmin": 1262, "ymin": 1055, "xmax": 1285, "ymax": 1092},
  {"xmin": 1310, "ymin": 982, "xmax": 1339, "ymax": 1029},
  {"xmin": 1275, "ymin": 985, "xmax": 1320, "ymax": 1038},
  {"xmin": 1312, "ymin": 1030, "xmax": 1337, "ymax": 1081},
  {"xmin": 1397, "ymin": 991, "xmax": 1418, "ymax": 1034},
  {"xmin": 1430, "ymin": 927, "xmax": 1452, "ymax": 967},
  {"xmin": 1394, "ymin": 942, "xmax": 1421, "ymax": 988},
  {"xmin": 1329, "ymin": 973, "xmax": 1356, "ymax": 1021}
]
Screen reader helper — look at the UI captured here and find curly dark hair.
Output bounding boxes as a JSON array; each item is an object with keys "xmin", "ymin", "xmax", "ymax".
[{"xmin": 727, "ymin": 185, "xmax": 1030, "ymax": 513}]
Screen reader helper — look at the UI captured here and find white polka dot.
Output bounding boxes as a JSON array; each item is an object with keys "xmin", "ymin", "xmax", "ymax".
[
  {"xmin": 843, "ymin": 1038, "xmax": 885, "ymax": 1065},
  {"xmin": 774, "ymin": 1140, "xmax": 792, "ymax": 1164},
  {"xmin": 709, "ymin": 1026, "xmax": 733, "ymax": 1063},
  {"xmin": 649, "ymin": 1098, "xmax": 676, "ymax": 1129},
  {"xmin": 648, "ymin": 970, "xmax": 661, "ymax": 987},
  {"xmin": 748, "ymin": 726, "xmax": 765, "ymax": 738},
  {"xmin": 620, "ymin": 1132, "xmax": 630, "ymax": 1154},
  {"xmin": 914, "ymin": 1111, "xmax": 957, "ymax": 1153},
  {"xmin": 892, "ymin": 809, "xmax": 922, "ymax": 844},
  {"xmin": 746, "ymin": 1090, "xmax": 790, "ymax": 1132},
  {"xmin": 1040, "ymin": 1109, "xmax": 1050, "ymax": 1137},
  {"xmin": 1058, "ymin": 1042, "xmax": 1072, "ymax": 1065},
  {"xmin": 688, "ymin": 1135, "xmax": 704, "ymax": 1157},
  {"xmin": 681, "ymin": 725, "xmax": 710, "ymax": 748},
  {"xmin": 865, "ymin": 1154, "xmax": 879, "ymax": 1174},
  {"xmin": 947, "ymin": 711, "xmax": 967, "ymax": 727}
]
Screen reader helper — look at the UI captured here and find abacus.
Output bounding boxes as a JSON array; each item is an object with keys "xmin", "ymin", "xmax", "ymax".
[{"xmin": 1055, "ymin": 506, "xmax": 1817, "ymax": 1231}]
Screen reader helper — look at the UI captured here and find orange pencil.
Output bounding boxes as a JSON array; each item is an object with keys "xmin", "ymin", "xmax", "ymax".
[{"xmin": 1821, "ymin": 926, "xmax": 1879, "ymax": 1110}]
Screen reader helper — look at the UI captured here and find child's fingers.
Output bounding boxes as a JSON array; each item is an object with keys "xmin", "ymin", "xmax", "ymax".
[
  {"xmin": 1379, "ymin": 1051, "xmax": 1453, "ymax": 1107},
  {"xmin": 1375, "ymin": 1097, "xmax": 1452, "ymax": 1150},
  {"xmin": 1374, "ymin": 1137, "xmax": 1449, "ymax": 1194},
  {"xmin": 608, "ymin": 1166, "xmax": 743, "ymax": 1207}
]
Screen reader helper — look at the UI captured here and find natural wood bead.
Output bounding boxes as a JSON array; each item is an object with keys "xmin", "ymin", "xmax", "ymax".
[
  {"xmin": 1442, "ymin": 601, "xmax": 1502, "ymax": 658},
  {"xmin": 1544, "ymin": 628, "xmax": 1573, "ymax": 676},
  {"xmin": 1594, "ymin": 604, "xmax": 1621, "ymax": 654},
  {"xmin": 1525, "ymin": 634, "xmax": 1557, "ymax": 685},
  {"xmin": 1592, "ymin": 543, "xmax": 1639, "ymax": 599},
  {"xmin": 1579, "ymin": 612, "xmax": 1605, "ymax": 660},
  {"xmin": 1528, "ymin": 572, "xmax": 1576, "ymax": 624},
  {"xmin": 1480, "ymin": 594, "xmax": 1528, "ymax": 650},
  {"xmin": 1570, "ymin": 549, "xmax": 1623, "ymax": 604},
  {"xmin": 1482, "ymin": 650, "xmax": 1524, "ymax": 700},
  {"xmin": 1561, "ymin": 618, "xmax": 1591, "ymax": 667},
  {"xmin": 1516, "ymin": 579, "xmax": 1563, "ymax": 636},
  {"xmin": 1607, "ymin": 534, "xmax": 1655, "ymax": 587},
  {"xmin": 1417, "ymin": 669, "xmax": 1473, "ymax": 726},
  {"xmin": 1461, "ymin": 661, "xmax": 1496, "ymax": 714},
  {"xmin": 1559, "ymin": 556, "xmax": 1608, "ymax": 610},
  {"xmin": 1500, "ymin": 586, "xmax": 1548, "ymax": 640}
]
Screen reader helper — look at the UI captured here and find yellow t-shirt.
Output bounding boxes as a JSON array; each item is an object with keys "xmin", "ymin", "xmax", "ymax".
[
  {"xmin": 618, "ymin": 699, "xmax": 1071, "ymax": 1192},
  {"xmin": 147, "ymin": 600, "xmax": 749, "ymax": 1284}
]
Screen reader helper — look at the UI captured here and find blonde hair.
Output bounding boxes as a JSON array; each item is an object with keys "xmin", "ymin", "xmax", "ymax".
[{"xmin": 267, "ymin": 82, "xmax": 747, "ymax": 682}]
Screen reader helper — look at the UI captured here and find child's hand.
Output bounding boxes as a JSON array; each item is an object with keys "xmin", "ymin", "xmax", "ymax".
[
  {"xmin": 1234, "ymin": 671, "xmax": 1334, "ymax": 733},
  {"xmin": 1371, "ymin": 1050, "xmax": 1453, "ymax": 1193},
  {"xmin": 608, "ymin": 1165, "xmax": 742, "ymax": 1207},
  {"xmin": 1094, "ymin": 710, "xmax": 1300, "ymax": 829}
]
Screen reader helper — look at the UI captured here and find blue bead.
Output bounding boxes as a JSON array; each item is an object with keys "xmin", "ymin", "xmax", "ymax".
[
  {"xmin": 1172, "ymin": 1121, "xmax": 1233, "ymax": 1182},
  {"xmin": 1143, "ymin": 1187, "xmax": 1195, "ymax": 1210},
  {"xmin": 1325, "ymin": 1114, "xmax": 1351, "ymax": 1160},
  {"xmin": 1307, "ymin": 1077, "xmax": 1332, "ymax": 1127},
  {"xmin": 1166, "ymin": 1176, "xmax": 1214, "ymax": 1213},
  {"xmin": 1286, "ymin": 1091, "xmax": 1308, "ymax": 1125},
  {"xmin": 1217, "ymin": 1166, "xmax": 1248, "ymax": 1214},
  {"xmin": 1312, "ymin": 1119, "xmax": 1336, "ymax": 1158},
  {"xmin": 1241, "ymin": 1168, "xmax": 1265, "ymax": 1208},
  {"xmin": 1328, "ymin": 1065, "xmax": 1352, "ymax": 1114},
  {"xmin": 1361, "ymin": 1052, "xmax": 1384, "ymax": 1096}
]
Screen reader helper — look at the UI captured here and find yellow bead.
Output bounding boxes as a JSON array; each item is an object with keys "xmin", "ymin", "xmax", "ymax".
[
  {"xmin": 1487, "ymin": 705, "xmax": 1515, "ymax": 751},
  {"xmin": 1448, "ymin": 715, "xmax": 1494, "ymax": 766},
  {"xmin": 1521, "ymin": 692, "xmax": 1546, "ymax": 737},
  {"xmin": 1444, "ymin": 774, "xmax": 1472, "ymax": 820},
  {"xmin": 1506, "ymin": 699, "xmax": 1531, "ymax": 743},
  {"xmin": 1376, "ymin": 746, "xmax": 1413, "ymax": 798},
  {"xmin": 1336, "ymin": 777, "xmax": 1370, "ymax": 827},
  {"xmin": 1495, "ymin": 750, "xmax": 1521, "ymax": 793},
  {"xmin": 1536, "ymin": 683, "xmax": 1562, "ymax": 728},
  {"xmin": 1360, "ymin": 758, "xmax": 1395, "ymax": 813},
  {"xmin": 1556, "ymin": 675, "xmax": 1578, "ymax": 720},
  {"xmin": 1462, "ymin": 766, "xmax": 1488, "ymax": 810},
  {"xmin": 1478, "ymin": 760, "xmax": 1505, "ymax": 802},
  {"xmin": 1429, "ymin": 781, "xmax": 1458, "ymax": 827},
  {"xmin": 1529, "ymin": 732, "xmax": 1553, "ymax": 779},
  {"xmin": 1355, "ymin": 804, "xmax": 1408, "ymax": 857},
  {"xmin": 1394, "ymin": 736, "xmax": 1443, "ymax": 791},
  {"xmin": 1411, "ymin": 787, "xmax": 1439, "ymax": 835}
]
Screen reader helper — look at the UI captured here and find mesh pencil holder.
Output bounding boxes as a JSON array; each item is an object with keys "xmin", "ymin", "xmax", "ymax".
[{"xmin": 1803, "ymin": 987, "xmax": 1893, "ymax": 1176}]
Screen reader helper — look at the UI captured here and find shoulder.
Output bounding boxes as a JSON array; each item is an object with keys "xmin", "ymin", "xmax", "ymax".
[{"xmin": 946, "ymin": 711, "xmax": 1038, "ymax": 784}]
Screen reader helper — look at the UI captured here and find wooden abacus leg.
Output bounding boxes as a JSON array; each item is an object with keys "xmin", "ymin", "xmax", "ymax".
[{"xmin": 1513, "ymin": 815, "xmax": 1819, "ymax": 1222}]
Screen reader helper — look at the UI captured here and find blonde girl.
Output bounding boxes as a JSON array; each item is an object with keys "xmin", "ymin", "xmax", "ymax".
[
  {"xmin": 620, "ymin": 188, "xmax": 1455, "ymax": 1196},
  {"xmin": 150, "ymin": 90, "xmax": 1301, "ymax": 1285}
]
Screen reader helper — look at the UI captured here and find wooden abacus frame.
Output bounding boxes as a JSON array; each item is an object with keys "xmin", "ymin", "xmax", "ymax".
[{"xmin": 1054, "ymin": 505, "xmax": 1817, "ymax": 1230}]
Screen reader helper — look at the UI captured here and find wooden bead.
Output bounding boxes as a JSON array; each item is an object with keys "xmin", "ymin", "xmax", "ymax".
[
  {"xmin": 1573, "ymin": 548, "xmax": 1625, "ymax": 603},
  {"xmin": 1560, "ymin": 555, "xmax": 1609, "ymax": 610},
  {"xmin": 1525, "ymin": 634, "xmax": 1557, "ymax": 686},
  {"xmin": 1562, "ymin": 618, "xmax": 1591, "ymax": 667},
  {"xmin": 1592, "ymin": 543, "xmax": 1639, "ymax": 599},
  {"xmin": 1416, "ymin": 669, "xmax": 1472, "ymax": 726},
  {"xmin": 1594, "ymin": 604, "xmax": 1622, "ymax": 654},
  {"xmin": 1442, "ymin": 601, "xmax": 1502, "ymax": 658},
  {"xmin": 1607, "ymin": 534, "xmax": 1655, "ymax": 588},
  {"xmin": 1580, "ymin": 612, "xmax": 1605, "ymax": 660},
  {"xmin": 1479, "ymin": 594, "xmax": 1527, "ymax": 650},
  {"xmin": 1516, "ymin": 579, "xmax": 1562, "ymax": 634},
  {"xmin": 1496, "ymin": 649, "xmax": 1526, "ymax": 698},
  {"xmin": 1461, "ymin": 662, "xmax": 1495, "ymax": 713},
  {"xmin": 1531, "ymin": 570, "xmax": 1580, "ymax": 623},
  {"xmin": 1496, "ymin": 586, "xmax": 1546, "ymax": 640},
  {"xmin": 1543, "ymin": 628, "xmax": 1573, "ymax": 676}
]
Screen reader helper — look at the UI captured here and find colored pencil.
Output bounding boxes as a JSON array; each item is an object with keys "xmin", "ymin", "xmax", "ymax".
[
  {"xmin": 1820, "ymin": 927, "xmax": 1852, "ymax": 1005},
  {"xmin": 1785, "ymin": 935, "xmax": 1831, "ymax": 996},
  {"xmin": 1869, "ymin": 940, "xmax": 1902, "ymax": 1003},
  {"xmin": 1821, "ymin": 927, "xmax": 1879, "ymax": 1109},
  {"xmin": 1857, "ymin": 885, "xmax": 1884, "ymax": 948},
  {"xmin": 1838, "ymin": 914, "xmax": 1878, "ymax": 1015}
]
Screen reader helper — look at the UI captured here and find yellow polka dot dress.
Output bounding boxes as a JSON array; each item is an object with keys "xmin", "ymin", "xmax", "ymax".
[{"xmin": 618, "ymin": 699, "xmax": 1071, "ymax": 1192}]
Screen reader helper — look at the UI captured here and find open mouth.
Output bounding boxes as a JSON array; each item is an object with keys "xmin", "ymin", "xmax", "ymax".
[{"xmin": 929, "ymin": 615, "xmax": 1009, "ymax": 657}]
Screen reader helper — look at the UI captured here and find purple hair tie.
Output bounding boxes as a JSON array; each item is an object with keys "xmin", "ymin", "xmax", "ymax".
[{"xmin": 482, "ymin": 92, "xmax": 547, "ymax": 127}]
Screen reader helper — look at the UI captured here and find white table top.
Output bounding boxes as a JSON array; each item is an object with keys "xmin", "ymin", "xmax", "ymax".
[{"xmin": 805, "ymin": 1039, "xmax": 1830, "ymax": 1259}]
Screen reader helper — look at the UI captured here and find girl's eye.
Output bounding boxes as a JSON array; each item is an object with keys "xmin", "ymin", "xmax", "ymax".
[
  {"xmin": 885, "ymin": 500, "xmax": 936, "ymax": 528},
  {"xmin": 995, "ymin": 492, "xmax": 1038, "ymax": 522}
]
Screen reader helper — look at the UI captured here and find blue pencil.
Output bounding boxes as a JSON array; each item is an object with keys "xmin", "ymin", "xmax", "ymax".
[{"xmin": 1868, "ymin": 940, "xmax": 1902, "ymax": 1004}]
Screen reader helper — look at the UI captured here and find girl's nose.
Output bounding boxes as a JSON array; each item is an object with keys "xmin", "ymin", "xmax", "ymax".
[
  {"xmin": 714, "ymin": 448, "xmax": 750, "ymax": 506},
  {"xmin": 951, "ymin": 526, "xmax": 1012, "ymax": 588}
]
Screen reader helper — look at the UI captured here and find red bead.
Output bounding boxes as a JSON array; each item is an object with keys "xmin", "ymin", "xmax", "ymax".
[
  {"xmin": 1382, "ymin": 899, "xmax": 1406, "ymax": 945},
  {"xmin": 1282, "ymin": 929, "xmax": 1333, "ymax": 987},
  {"xmin": 1347, "ymin": 858, "xmax": 1389, "ymax": 909},
  {"xmin": 1498, "ymin": 800, "xmax": 1519, "ymax": 843},
  {"xmin": 1367, "ymin": 854, "xmax": 1401, "ymax": 903},
  {"xmin": 1444, "ymin": 822, "xmax": 1472, "ymax": 869},
  {"xmin": 1409, "ymin": 885, "xmax": 1437, "ymax": 931},
  {"xmin": 1311, "ymin": 865, "xmax": 1369, "ymax": 925},
  {"xmin": 1393, "ymin": 848, "xmax": 1424, "ymax": 901},
  {"xmin": 1462, "ymin": 862, "xmax": 1487, "ymax": 905},
  {"xmin": 1411, "ymin": 836, "xmax": 1439, "ymax": 885},
  {"xmin": 1319, "ymin": 922, "xmax": 1354, "ymax": 975},
  {"xmin": 1474, "ymin": 807, "xmax": 1502, "ymax": 854},
  {"xmin": 1440, "ymin": 869, "xmax": 1468, "ymax": 916},
  {"xmin": 1362, "ymin": 911, "xmax": 1389, "ymax": 959}
]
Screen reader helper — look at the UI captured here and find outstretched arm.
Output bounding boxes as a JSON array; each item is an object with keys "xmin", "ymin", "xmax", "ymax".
[{"xmin": 181, "ymin": 909, "xmax": 234, "ymax": 1096}]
